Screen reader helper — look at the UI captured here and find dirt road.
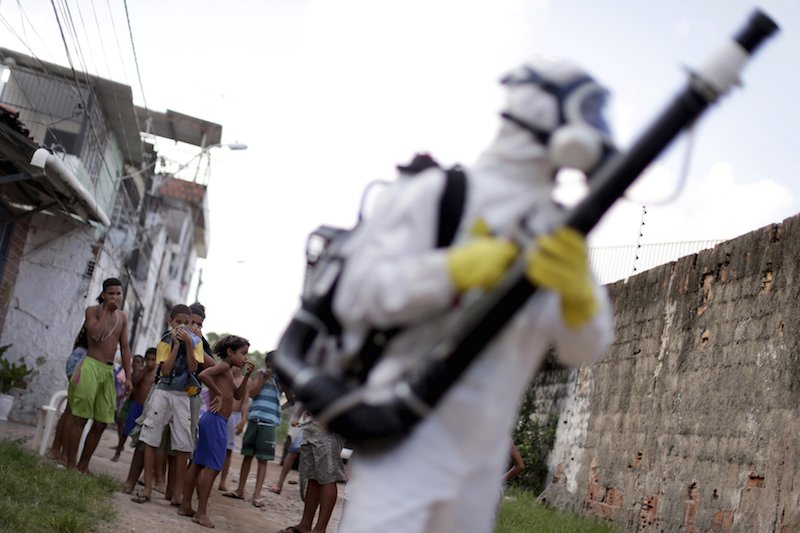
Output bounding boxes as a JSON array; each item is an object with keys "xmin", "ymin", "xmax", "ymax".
[{"xmin": 4, "ymin": 420, "xmax": 343, "ymax": 533}]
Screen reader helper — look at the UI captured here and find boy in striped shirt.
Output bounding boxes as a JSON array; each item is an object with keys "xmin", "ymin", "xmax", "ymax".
[{"xmin": 223, "ymin": 351, "xmax": 294, "ymax": 507}]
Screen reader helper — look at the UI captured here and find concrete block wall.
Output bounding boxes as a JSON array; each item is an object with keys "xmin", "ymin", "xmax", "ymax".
[{"xmin": 538, "ymin": 214, "xmax": 800, "ymax": 532}]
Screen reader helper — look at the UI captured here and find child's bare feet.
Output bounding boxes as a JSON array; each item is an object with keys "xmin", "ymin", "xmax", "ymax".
[
  {"xmin": 177, "ymin": 505, "xmax": 195, "ymax": 517},
  {"xmin": 131, "ymin": 492, "xmax": 151, "ymax": 504},
  {"xmin": 110, "ymin": 453, "xmax": 120, "ymax": 463},
  {"xmin": 192, "ymin": 514, "xmax": 215, "ymax": 528},
  {"xmin": 217, "ymin": 484, "xmax": 229, "ymax": 492},
  {"xmin": 121, "ymin": 482, "xmax": 135, "ymax": 494}
]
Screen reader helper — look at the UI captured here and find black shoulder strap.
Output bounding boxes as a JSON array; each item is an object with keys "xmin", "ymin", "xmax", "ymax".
[
  {"xmin": 436, "ymin": 166, "xmax": 467, "ymax": 248},
  {"xmin": 350, "ymin": 164, "xmax": 468, "ymax": 384}
]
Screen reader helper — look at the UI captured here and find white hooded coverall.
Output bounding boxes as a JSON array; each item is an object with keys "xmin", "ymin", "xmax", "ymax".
[{"xmin": 334, "ymin": 112, "xmax": 614, "ymax": 533}]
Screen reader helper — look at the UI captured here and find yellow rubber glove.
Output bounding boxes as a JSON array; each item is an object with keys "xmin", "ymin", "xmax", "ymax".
[
  {"xmin": 447, "ymin": 236, "xmax": 518, "ymax": 293},
  {"xmin": 526, "ymin": 227, "xmax": 598, "ymax": 328}
]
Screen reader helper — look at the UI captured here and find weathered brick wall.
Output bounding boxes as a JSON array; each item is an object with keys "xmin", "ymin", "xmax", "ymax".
[
  {"xmin": 538, "ymin": 214, "xmax": 800, "ymax": 532},
  {"xmin": 0, "ymin": 217, "xmax": 31, "ymax": 338}
]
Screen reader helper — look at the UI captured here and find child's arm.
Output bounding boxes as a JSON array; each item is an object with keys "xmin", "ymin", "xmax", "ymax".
[
  {"xmin": 198, "ymin": 361, "xmax": 230, "ymax": 399},
  {"xmin": 117, "ymin": 314, "xmax": 133, "ymax": 394},
  {"xmin": 279, "ymin": 379, "xmax": 296, "ymax": 408},
  {"xmin": 237, "ymin": 396, "xmax": 249, "ymax": 434},
  {"xmin": 248, "ymin": 369, "xmax": 267, "ymax": 398},
  {"xmin": 234, "ymin": 362, "xmax": 255, "ymax": 401},
  {"xmin": 177, "ymin": 328, "xmax": 198, "ymax": 374},
  {"xmin": 159, "ymin": 331, "xmax": 181, "ymax": 376}
]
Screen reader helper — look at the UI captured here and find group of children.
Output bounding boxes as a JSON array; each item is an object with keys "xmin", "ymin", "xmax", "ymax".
[
  {"xmin": 49, "ymin": 281, "xmax": 342, "ymax": 530},
  {"xmin": 112, "ymin": 303, "xmax": 248, "ymax": 528},
  {"xmin": 110, "ymin": 301, "xmax": 302, "ymax": 529}
]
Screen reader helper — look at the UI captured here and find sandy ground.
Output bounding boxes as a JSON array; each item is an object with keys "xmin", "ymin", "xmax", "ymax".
[{"xmin": 0, "ymin": 419, "xmax": 344, "ymax": 532}]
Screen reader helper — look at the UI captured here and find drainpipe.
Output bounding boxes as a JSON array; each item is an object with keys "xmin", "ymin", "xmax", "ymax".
[{"xmin": 30, "ymin": 148, "xmax": 110, "ymax": 227}]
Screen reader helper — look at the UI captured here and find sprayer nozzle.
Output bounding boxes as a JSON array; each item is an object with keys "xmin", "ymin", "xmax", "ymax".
[{"xmin": 735, "ymin": 9, "xmax": 780, "ymax": 54}]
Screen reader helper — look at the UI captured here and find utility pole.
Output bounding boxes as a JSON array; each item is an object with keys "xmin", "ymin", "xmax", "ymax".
[{"xmin": 194, "ymin": 268, "xmax": 203, "ymax": 302}]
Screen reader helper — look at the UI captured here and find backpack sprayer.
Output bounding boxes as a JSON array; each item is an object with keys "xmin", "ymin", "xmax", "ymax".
[{"xmin": 275, "ymin": 9, "xmax": 780, "ymax": 452}]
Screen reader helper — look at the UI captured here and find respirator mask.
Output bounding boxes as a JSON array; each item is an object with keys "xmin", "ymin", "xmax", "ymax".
[{"xmin": 500, "ymin": 60, "xmax": 616, "ymax": 175}]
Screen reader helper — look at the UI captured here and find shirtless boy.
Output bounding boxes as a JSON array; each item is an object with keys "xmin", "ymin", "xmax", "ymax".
[
  {"xmin": 112, "ymin": 349, "xmax": 156, "ymax": 462},
  {"xmin": 66, "ymin": 277, "xmax": 132, "ymax": 472},
  {"xmin": 178, "ymin": 334, "xmax": 254, "ymax": 528}
]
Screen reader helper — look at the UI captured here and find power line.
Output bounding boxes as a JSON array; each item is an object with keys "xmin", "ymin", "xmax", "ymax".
[
  {"xmin": 4, "ymin": 5, "xmax": 198, "ymax": 267},
  {"xmin": 48, "ymin": 0, "xmax": 82, "ymax": 92},
  {"xmin": 103, "ymin": 0, "xmax": 131, "ymax": 86},
  {"xmin": 58, "ymin": 0, "xmax": 96, "ymax": 88},
  {"xmin": 121, "ymin": 0, "xmax": 149, "ymax": 114},
  {"xmin": 84, "ymin": 0, "xmax": 137, "ymax": 164},
  {"xmin": 48, "ymin": 0, "xmax": 137, "ymax": 209}
]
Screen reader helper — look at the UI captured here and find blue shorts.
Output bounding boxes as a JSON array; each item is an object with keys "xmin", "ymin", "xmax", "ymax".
[
  {"xmin": 123, "ymin": 399, "xmax": 144, "ymax": 436},
  {"xmin": 193, "ymin": 411, "xmax": 227, "ymax": 471}
]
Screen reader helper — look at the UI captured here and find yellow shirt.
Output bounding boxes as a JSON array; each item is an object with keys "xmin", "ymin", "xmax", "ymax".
[{"xmin": 156, "ymin": 330, "xmax": 205, "ymax": 365}]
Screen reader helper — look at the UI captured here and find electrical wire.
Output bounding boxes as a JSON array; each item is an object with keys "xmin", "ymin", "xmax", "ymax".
[
  {"xmin": 84, "ymin": 0, "xmax": 138, "ymax": 164},
  {"xmin": 4, "ymin": 8, "xmax": 138, "ymax": 245},
  {"xmin": 122, "ymin": 0, "xmax": 149, "ymax": 115},
  {"xmin": 48, "ymin": 0, "xmax": 144, "ymax": 220},
  {"xmin": 58, "ymin": 0, "xmax": 96, "ymax": 89},
  {"xmin": 3, "ymin": 3, "xmax": 199, "ymax": 300},
  {"xmin": 3, "ymin": 4, "xmax": 210, "ymax": 270}
]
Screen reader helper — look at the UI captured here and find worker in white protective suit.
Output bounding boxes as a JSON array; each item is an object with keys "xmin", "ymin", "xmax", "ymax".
[{"xmin": 334, "ymin": 58, "xmax": 616, "ymax": 533}]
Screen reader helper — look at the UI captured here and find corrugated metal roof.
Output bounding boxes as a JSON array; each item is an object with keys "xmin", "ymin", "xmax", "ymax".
[{"xmin": 135, "ymin": 107, "xmax": 222, "ymax": 147}]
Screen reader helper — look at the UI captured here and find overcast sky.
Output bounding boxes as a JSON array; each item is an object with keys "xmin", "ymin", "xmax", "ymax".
[{"xmin": 0, "ymin": 0, "xmax": 798, "ymax": 352}]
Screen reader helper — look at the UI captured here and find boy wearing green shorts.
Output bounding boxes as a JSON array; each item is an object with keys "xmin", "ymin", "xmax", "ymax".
[{"xmin": 66, "ymin": 277, "xmax": 133, "ymax": 473}]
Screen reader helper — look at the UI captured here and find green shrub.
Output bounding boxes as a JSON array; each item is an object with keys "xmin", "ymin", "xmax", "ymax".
[
  {"xmin": 510, "ymin": 386, "xmax": 558, "ymax": 495},
  {"xmin": 0, "ymin": 345, "xmax": 33, "ymax": 394}
]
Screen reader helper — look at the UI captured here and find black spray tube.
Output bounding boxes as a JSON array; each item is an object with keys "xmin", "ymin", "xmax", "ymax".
[{"xmin": 410, "ymin": 9, "xmax": 779, "ymax": 411}]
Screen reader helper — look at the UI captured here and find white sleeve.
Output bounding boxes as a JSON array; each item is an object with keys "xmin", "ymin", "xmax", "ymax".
[
  {"xmin": 333, "ymin": 171, "xmax": 457, "ymax": 329},
  {"xmin": 552, "ymin": 284, "xmax": 614, "ymax": 367}
]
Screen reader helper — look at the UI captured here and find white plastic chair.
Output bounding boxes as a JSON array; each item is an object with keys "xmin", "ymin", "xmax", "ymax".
[{"xmin": 36, "ymin": 390, "xmax": 92, "ymax": 457}]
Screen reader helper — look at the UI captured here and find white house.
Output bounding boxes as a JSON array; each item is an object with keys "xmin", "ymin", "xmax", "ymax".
[{"xmin": 0, "ymin": 48, "xmax": 221, "ymax": 424}]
